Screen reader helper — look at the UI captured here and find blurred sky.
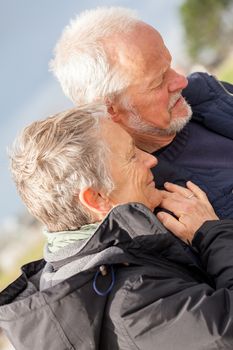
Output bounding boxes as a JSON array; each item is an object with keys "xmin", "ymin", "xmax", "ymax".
[{"xmin": 0, "ymin": 0, "xmax": 186, "ymax": 229}]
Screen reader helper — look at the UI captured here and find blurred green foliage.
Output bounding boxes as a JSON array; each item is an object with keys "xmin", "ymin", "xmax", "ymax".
[
  {"xmin": 180, "ymin": 0, "xmax": 233, "ymax": 67},
  {"xmin": 0, "ymin": 238, "xmax": 44, "ymax": 291},
  {"xmin": 217, "ymin": 56, "xmax": 233, "ymax": 83}
]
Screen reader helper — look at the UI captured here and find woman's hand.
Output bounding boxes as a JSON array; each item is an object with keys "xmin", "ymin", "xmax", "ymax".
[{"xmin": 157, "ymin": 181, "xmax": 219, "ymax": 243}]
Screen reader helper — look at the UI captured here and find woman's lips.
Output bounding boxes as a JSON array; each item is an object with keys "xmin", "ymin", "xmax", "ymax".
[{"xmin": 148, "ymin": 179, "xmax": 155, "ymax": 187}]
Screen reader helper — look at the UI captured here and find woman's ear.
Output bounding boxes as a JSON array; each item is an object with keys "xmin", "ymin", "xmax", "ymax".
[{"xmin": 78, "ymin": 187, "xmax": 112, "ymax": 216}]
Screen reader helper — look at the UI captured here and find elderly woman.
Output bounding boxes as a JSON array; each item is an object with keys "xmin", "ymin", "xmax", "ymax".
[{"xmin": 0, "ymin": 104, "xmax": 233, "ymax": 350}]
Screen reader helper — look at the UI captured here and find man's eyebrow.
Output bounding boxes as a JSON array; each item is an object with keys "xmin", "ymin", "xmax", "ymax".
[
  {"xmin": 150, "ymin": 59, "xmax": 171, "ymax": 85},
  {"xmin": 148, "ymin": 69, "xmax": 166, "ymax": 88}
]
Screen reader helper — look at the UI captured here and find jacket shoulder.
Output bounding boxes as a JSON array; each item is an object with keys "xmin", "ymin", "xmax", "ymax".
[
  {"xmin": 183, "ymin": 72, "xmax": 233, "ymax": 139},
  {"xmin": 0, "ymin": 264, "xmax": 109, "ymax": 350}
]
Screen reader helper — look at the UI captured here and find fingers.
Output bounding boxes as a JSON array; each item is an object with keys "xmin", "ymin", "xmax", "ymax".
[
  {"xmin": 162, "ymin": 181, "xmax": 215, "ymax": 217},
  {"xmin": 164, "ymin": 182, "xmax": 193, "ymax": 198},
  {"xmin": 159, "ymin": 182, "xmax": 219, "ymax": 242},
  {"xmin": 157, "ymin": 212, "xmax": 187, "ymax": 241},
  {"xmin": 186, "ymin": 181, "xmax": 208, "ymax": 201},
  {"xmin": 160, "ymin": 196, "xmax": 193, "ymax": 218},
  {"xmin": 164, "ymin": 181, "xmax": 209, "ymax": 202},
  {"xmin": 160, "ymin": 190, "xmax": 171, "ymax": 199}
]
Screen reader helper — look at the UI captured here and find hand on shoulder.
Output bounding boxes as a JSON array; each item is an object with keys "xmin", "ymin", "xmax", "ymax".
[{"xmin": 157, "ymin": 181, "xmax": 219, "ymax": 243}]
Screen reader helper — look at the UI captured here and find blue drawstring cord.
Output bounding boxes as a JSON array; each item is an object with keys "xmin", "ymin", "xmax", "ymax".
[{"xmin": 93, "ymin": 265, "xmax": 115, "ymax": 296}]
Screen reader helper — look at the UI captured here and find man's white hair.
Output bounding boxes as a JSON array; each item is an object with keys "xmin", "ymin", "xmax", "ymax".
[
  {"xmin": 9, "ymin": 104, "xmax": 114, "ymax": 232},
  {"xmin": 50, "ymin": 7, "xmax": 139, "ymax": 104}
]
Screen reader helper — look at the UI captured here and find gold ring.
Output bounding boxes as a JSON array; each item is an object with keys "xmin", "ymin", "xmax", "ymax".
[{"xmin": 187, "ymin": 193, "xmax": 195, "ymax": 199}]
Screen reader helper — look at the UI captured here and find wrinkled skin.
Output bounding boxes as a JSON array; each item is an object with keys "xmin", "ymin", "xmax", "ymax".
[{"xmin": 157, "ymin": 181, "xmax": 219, "ymax": 243}]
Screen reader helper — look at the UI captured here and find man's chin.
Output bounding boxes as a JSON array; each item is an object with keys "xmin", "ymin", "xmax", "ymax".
[
  {"xmin": 169, "ymin": 104, "xmax": 192, "ymax": 134},
  {"xmin": 169, "ymin": 116, "xmax": 191, "ymax": 134},
  {"xmin": 126, "ymin": 103, "xmax": 192, "ymax": 137}
]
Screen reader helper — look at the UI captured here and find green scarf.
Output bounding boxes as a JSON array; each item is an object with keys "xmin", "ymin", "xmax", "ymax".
[{"xmin": 44, "ymin": 222, "xmax": 99, "ymax": 253}]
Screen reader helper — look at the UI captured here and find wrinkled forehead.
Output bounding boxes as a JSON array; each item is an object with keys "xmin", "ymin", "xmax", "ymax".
[{"xmin": 105, "ymin": 22, "xmax": 171, "ymax": 82}]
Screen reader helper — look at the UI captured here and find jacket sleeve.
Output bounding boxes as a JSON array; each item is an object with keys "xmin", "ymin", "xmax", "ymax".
[
  {"xmin": 105, "ymin": 220, "xmax": 233, "ymax": 350},
  {"xmin": 192, "ymin": 219, "xmax": 233, "ymax": 289}
]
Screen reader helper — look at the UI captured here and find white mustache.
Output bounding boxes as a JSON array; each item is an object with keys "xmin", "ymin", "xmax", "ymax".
[{"xmin": 168, "ymin": 92, "xmax": 182, "ymax": 110}]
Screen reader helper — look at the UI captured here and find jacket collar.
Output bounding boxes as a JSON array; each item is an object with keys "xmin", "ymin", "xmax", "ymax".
[{"xmin": 52, "ymin": 203, "xmax": 200, "ymax": 270}]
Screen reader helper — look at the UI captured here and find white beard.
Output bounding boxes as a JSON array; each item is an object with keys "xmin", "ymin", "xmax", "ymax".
[{"xmin": 124, "ymin": 95, "xmax": 192, "ymax": 137}]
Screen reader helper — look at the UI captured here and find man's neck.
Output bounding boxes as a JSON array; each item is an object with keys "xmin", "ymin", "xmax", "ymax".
[{"xmin": 133, "ymin": 132, "xmax": 176, "ymax": 153}]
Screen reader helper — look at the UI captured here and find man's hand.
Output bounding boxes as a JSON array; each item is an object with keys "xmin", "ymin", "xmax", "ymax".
[{"xmin": 157, "ymin": 181, "xmax": 219, "ymax": 243}]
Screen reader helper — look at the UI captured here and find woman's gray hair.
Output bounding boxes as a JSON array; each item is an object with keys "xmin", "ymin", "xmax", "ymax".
[
  {"xmin": 50, "ymin": 7, "xmax": 139, "ymax": 104},
  {"xmin": 9, "ymin": 104, "xmax": 114, "ymax": 231}
]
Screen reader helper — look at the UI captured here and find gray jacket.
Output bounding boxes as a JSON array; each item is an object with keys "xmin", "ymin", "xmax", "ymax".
[{"xmin": 1, "ymin": 203, "xmax": 233, "ymax": 349}]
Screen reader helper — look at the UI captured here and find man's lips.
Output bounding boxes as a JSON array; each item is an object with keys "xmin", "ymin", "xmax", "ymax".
[
  {"xmin": 168, "ymin": 93, "xmax": 183, "ymax": 111},
  {"xmin": 172, "ymin": 96, "xmax": 184, "ymax": 109}
]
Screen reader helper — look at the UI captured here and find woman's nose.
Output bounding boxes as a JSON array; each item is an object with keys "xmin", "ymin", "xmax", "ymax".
[{"xmin": 144, "ymin": 152, "xmax": 158, "ymax": 168}]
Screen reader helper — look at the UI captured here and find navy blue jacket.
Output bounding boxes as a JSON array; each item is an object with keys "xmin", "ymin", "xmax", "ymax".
[{"xmin": 153, "ymin": 72, "xmax": 233, "ymax": 219}]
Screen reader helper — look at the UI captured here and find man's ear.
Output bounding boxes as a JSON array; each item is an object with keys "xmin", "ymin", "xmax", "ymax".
[
  {"xmin": 78, "ymin": 187, "xmax": 112, "ymax": 215},
  {"xmin": 105, "ymin": 97, "xmax": 121, "ymax": 122}
]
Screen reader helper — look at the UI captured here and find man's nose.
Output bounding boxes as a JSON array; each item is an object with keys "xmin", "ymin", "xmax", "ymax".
[{"xmin": 168, "ymin": 69, "xmax": 188, "ymax": 93}]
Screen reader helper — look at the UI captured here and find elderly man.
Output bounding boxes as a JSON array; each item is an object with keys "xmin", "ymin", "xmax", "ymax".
[
  {"xmin": 1, "ymin": 103, "xmax": 233, "ymax": 350},
  {"xmin": 51, "ymin": 7, "xmax": 233, "ymax": 219}
]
